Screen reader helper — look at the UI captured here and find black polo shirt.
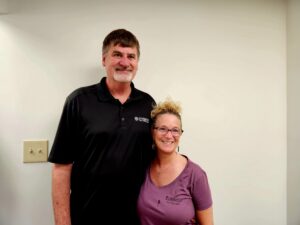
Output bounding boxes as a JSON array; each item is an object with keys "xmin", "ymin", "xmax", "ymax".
[{"xmin": 48, "ymin": 77, "xmax": 155, "ymax": 225}]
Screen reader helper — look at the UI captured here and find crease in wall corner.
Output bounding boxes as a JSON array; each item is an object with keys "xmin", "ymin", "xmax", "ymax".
[{"xmin": 0, "ymin": 0, "xmax": 8, "ymax": 15}]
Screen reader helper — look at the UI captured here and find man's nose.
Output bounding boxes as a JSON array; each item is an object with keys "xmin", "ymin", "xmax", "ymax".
[{"xmin": 119, "ymin": 56, "xmax": 130, "ymax": 66}]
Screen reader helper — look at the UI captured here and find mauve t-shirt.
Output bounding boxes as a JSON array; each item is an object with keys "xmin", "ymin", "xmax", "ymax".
[{"xmin": 137, "ymin": 157, "xmax": 212, "ymax": 225}]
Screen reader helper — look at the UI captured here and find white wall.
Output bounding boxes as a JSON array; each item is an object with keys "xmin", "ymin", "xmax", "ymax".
[
  {"xmin": 0, "ymin": 0, "xmax": 8, "ymax": 14},
  {"xmin": 287, "ymin": 0, "xmax": 300, "ymax": 225},
  {"xmin": 0, "ymin": 0, "xmax": 287, "ymax": 225}
]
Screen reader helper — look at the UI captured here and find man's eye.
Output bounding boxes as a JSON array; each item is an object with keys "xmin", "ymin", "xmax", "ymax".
[
  {"xmin": 113, "ymin": 53, "xmax": 121, "ymax": 57},
  {"xmin": 128, "ymin": 55, "xmax": 136, "ymax": 59}
]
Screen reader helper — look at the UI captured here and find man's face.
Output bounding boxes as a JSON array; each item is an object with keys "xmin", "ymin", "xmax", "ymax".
[{"xmin": 102, "ymin": 44, "xmax": 139, "ymax": 84}]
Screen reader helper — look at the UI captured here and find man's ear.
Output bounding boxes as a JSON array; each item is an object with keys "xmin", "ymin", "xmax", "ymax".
[{"xmin": 102, "ymin": 55, "xmax": 106, "ymax": 67}]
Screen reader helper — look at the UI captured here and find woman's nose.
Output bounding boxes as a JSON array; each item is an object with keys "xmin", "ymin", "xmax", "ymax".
[{"xmin": 165, "ymin": 130, "xmax": 174, "ymax": 138}]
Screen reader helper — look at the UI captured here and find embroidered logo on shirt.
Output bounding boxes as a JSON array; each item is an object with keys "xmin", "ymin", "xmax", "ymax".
[
  {"xmin": 165, "ymin": 195, "xmax": 183, "ymax": 205},
  {"xmin": 134, "ymin": 117, "xmax": 149, "ymax": 123}
]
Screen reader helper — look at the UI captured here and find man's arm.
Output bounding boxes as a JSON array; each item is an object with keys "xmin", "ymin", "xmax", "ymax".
[{"xmin": 51, "ymin": 163, "xmax": 73, "ymax": 225}]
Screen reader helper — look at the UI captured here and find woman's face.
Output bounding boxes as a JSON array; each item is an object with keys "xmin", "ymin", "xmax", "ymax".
[{"xmin": 152, "ymin": 113, "xmax": 182, "ymax": 154}]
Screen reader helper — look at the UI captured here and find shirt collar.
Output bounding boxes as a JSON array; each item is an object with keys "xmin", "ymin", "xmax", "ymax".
[{"xmin": 97, "ymin": 77, "xmax": 142, "ymax": 103}]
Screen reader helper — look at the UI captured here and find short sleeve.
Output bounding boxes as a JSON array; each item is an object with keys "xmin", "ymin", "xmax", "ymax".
[
  {"xmin": 190, "ymin": 164, "xmax": 213, "ymax": 211},
  {"xmin": 48, "ymin": 94, "xmax": 81, "ymax": 164}
]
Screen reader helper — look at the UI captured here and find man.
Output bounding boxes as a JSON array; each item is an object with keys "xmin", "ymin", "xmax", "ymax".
[{"xmin": 48, "ymin": 29, "xmax": 155, "ymax": 225}]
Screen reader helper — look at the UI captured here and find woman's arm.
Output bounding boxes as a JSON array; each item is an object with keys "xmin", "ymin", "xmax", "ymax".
[{"xmin": 195, "ymin": 206, "xmax": 214, "ymax": 225}]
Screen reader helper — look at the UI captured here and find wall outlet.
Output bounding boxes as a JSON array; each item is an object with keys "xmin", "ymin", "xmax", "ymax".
[{"xmin": 23, "ymin": 140, "xmax": 48, "ymax": 163}]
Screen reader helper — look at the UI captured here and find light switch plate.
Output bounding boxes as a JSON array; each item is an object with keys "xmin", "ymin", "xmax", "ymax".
[{"xmin": 23, "ymin": 140, "xmax": 48, "ymax": 163}]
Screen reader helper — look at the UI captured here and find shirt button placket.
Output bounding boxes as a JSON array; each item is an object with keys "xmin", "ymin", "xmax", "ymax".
[{"xmin": 120, "ymin": 106, "xmax": 126, "ymax": 127}]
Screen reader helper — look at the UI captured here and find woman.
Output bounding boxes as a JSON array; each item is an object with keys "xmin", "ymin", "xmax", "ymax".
[{"xmin": 138, "ymin": 99, "xmax": 214, "ymax": 225}]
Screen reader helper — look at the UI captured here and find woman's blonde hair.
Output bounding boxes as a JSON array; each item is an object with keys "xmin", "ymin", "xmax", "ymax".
[{"xmin": 151, "ymin": 98, "xmax": 182, "ymax": 127}]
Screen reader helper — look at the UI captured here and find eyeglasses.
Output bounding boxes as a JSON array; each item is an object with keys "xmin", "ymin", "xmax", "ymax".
[{"xmin": 153, "ymin": 126, "xmax": 183, "ymax": 137}]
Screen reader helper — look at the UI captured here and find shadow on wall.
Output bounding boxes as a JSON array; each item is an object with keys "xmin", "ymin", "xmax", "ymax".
[{"xmin": 0, "ymin": 139, "xmax": 16, "ymax": 225}]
